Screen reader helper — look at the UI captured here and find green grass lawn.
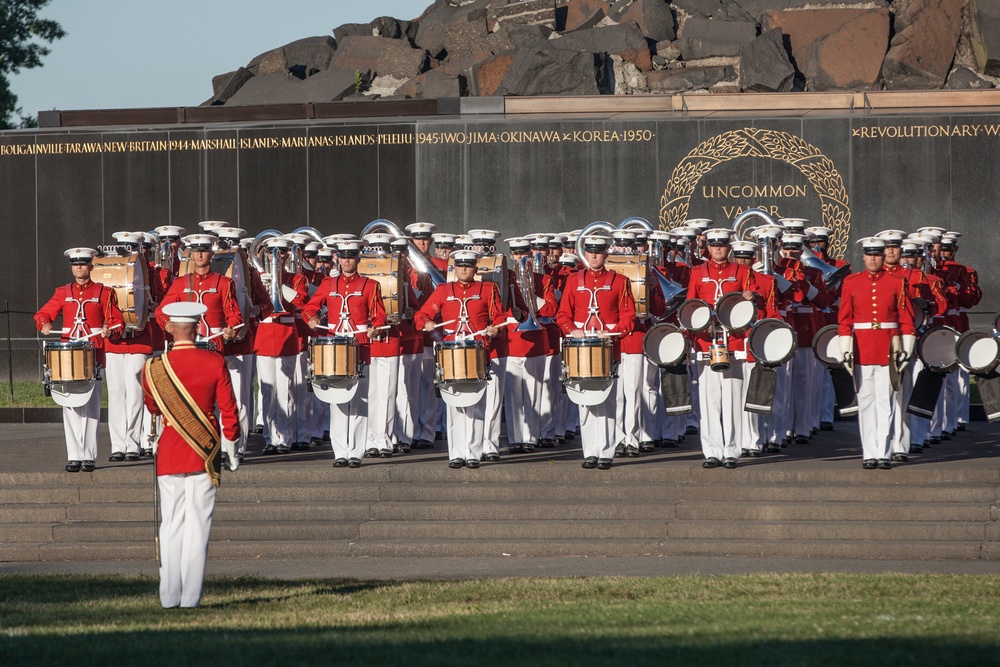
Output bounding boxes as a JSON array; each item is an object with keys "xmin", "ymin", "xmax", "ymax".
[
  {"xmin": 1, "ymin": 574, "xmax": 998, "ymax": 665},
  {"xmin": 0, "ymin": 380, "xmax": 108, "ymax": 408}
]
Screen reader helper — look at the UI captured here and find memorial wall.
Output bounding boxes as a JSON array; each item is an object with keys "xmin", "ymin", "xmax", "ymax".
[{"xmin": 1, "ymin": 105, "xmax": 997, "ymax": 378}]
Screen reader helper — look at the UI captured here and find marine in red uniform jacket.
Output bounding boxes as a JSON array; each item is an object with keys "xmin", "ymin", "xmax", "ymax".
[
  {"xmin": 301, "ymin": 272, "xmax": 387, "ymax": 363},
  {"xmin": 254, "ymin": 271, "xmax": 309, "ymax": 358},
  {"xmin": 35, "ymin": 280, "xmax": 125, "ymax": 365},
  {"xmin": 774, "ymin": 256, "xmax": 829, "ymax": 348},
  {"xmin": 223, "ymin": 268, "xmax": 273, "ymax": 357},
  {"xmin": 685, "ymin": 258, "xmax": 756, "ymax": 353},
  {"xmin": 556, "ymin": 265, "xmax": 636, "ymax": 359},
  {"xmin": 143, "ymin": 340, "xmax": 240, "ymax": 476},
  {"xmin": 838, "ymin": 269, "xmax": 915, "ymax": 365},
  {"xmin": 415, "ymin": 279, "xmax": 505, "ymax": 348},
  {"xmin": 156, "ymin": 271, "xmax": 243, "ymax": 335}
]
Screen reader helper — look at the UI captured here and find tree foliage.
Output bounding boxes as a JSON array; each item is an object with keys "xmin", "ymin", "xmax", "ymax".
[{"xmin": 0, "ymin": 0, "xmax": 65, "ymax": 129}]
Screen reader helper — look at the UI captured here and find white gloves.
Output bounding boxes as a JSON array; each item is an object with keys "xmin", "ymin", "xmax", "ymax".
[
  {"xmin": 222, "ymin": 437, "xmax": 239, "ymax": 471},
  {"xmin": 898, "ymin": 334, "xmax": 916, "ymax": 364},
  {"xmin": 281, "ymin": 284, "xmax": 299, "ymax": 303},
  {"xmin": 839, "ymin": 336, "xmax": 854, "ymax": 364}
]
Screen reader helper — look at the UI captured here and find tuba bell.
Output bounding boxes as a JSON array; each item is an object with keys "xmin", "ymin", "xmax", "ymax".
[
  {"xmin": 616, "ymin": 216, "xmax": 686, "ymax": 318},
  {"xmin": 249, "ymin": 229, "xmax": 288, "ymax": 316},
  {"xmin": 360, "ymin": 219, "xmax": 447, "ymax": 289}
]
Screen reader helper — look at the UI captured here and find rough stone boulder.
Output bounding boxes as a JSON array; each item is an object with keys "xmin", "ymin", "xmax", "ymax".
[
  {"xmin": 331, "ymin": 36, "xmax": 428, "ymax": 80},
  {"xmin": 208, "ymin": 68, "xmax": 254, "ymax": 105},
  {"xmin": 547, "ymin": 23, "xmax": 650, "ymax": 59},
  {"xmin": 224, "ymin": 68, "xmax": 363, "ymax": 106},
  {"xmin": 496, "ymin": 47, "xmax": 611, "ymax": 95},
  {"xmin": 610, "ymin": 0, "xmax": 676, "ymax": 43},
  {"xmin": 881, "ymin": 0, "xmax": 964, "ymax": 89},
  {"xmin": 487, "ymin": 22, "xmax": 553, "ymax": 52},
  {"xmin": 443, "ymin": 20, "xmax": 490, "ymax": 59},
  {"xmin": 246, "ymin": 37, "xmax": 338, "ymax": 78},
  {"xmin": 487, "ymin": 0, "xmax": 557, "ymax": 31},
  {"xmin": 646, "ymin": 64, "xmax": 734, "ymax": 92},
  {"xmin": 415, "ymin": 0, "xmax": 494, "ymax": 58},
  {"xmin": 672, "ymin": 0, "xmax": 754, "ymax": 22},
  {"xmin": 722, "ymin": 0, "xmax": 887, "ymax": 23},
  {"xmin": 944, "ymin": 66, "xmax": 996, "ymax": 88},
  {"xmin": 397, "ymin": 68, "xmax": 466, "ymax": 98},
  {"xmin": 971, "ymin": 0, "xmax": 1000, "ymax": 76},
  {"xmin": 332, "ymin": 24, "xmax": 372, "ymax": 44},
  {"xmin": 556, "ymin": 0, "xmax": 612, "ymax": 32},
  {"xmin": 468, "ymin": 51, "xmax": 519, "ymax": 95},
  {"xmin": 764, "ymin": 8, "xmax": 889, "ymax": 90},
  {"xmin": 740, "ymin": 28, "xmax": 795, "ymax": 91},
  {"xmin": 678, "ymin": 18, "xmax": 757, "ymax": 60},
  {"xmin": 371, "ymin": 16, "xmax": 418, "ymax": 41}
]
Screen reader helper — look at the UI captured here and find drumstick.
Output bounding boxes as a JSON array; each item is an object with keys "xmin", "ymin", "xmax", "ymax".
[
  {"xmin": 43, "ymin": 329, "xmax": 71, "ymax": 336},
  {"xmin": 316, "ymin": 324, "xmax": 390, "ymax": 335},
  {"xmin": 205, "ymin": 323, "xmax": 245, "ymax": 341},
  {"xmin": 69, "ymin": 324, "xmax": 122, "ymax": 343}
]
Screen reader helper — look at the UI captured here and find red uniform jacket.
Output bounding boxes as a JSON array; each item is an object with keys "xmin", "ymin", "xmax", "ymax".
[
  {"xmin": 35, "ymin": 280, "xmax": 125, "ymax": 365},
  {"xmin": 254, "ymin": 272, "xmax": 309, "ymax": 357},
  {"xmin": 775, "ymin": 258, "xmax": 829, "ymax": 347},
  {"xmin": 415, "ymin": 280, "xmax": 505, "ymax": 349},
  {"xmin": 508, "ymin": 272, "xmax": 557, "ymax": 358},
  {"xmin": 685, "ymin": 260, "xmax": 755, "ymax": 353},
  {"xmin": 556, "ymin": 267, "xmax": 636, "ymax": 360},
  {"xmin": 155, "ymin": 270, "xmax": 243, "ymax": 335},
  {"xmin": 223, "ymin": 268, "xmax": 273, "ymax": 356},
  {"xmin": 143, "ymin": 340, "xmax": 240, "ymax": 476},
  {"xmin": 302, "ymin": 273, "xmax": 387, "ymax": 364},
  {"xmin": 838, "ymin": 269, "xmax": 915, "ymax": 366}
]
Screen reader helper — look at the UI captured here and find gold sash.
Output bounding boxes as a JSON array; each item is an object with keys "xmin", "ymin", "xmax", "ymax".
[{"xmin": 144, "ymin": 353, "xmax": 221, "ymax": 486}]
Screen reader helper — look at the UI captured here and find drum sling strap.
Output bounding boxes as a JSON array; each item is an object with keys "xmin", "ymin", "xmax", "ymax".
[
  {"xmin": 907, "ymin": 369, "xmax": 945, "ymax": 419},
  {"xmin": 144, "ymin": 354, "xmax": 222, "ymax": 486},
  {"xmin": 975, "ymin": 371, "xmax": 1000, "ymax": 423},
  {"xmin": 659, "ymin": 364, "xmax": 691, "ymax": 415},
  {"xmin": 744, "ymin": 365, "xmax": 777, "ymax": 414},
  {"xmin": 830, "ymin": 367, "xmax": 859, "ymax": 417}
]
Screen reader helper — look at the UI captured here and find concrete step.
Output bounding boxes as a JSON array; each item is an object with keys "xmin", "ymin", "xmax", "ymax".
[
  {"xmin": 668, "ymin": 519, "xmax": 989, "ymax": 542},
  {"xmin": 38, "ymin": 520, "xmax": 363, "ymax": 543},
  {"xmin": 358, "ymin": 520, "xmax": 670, "ymax": 541},
  {"xmin": 673, "ymin": 501, "xmax": 994, "ymax": 523},
  {"xmin": 366, "ymin": 501, "xmax": 672, "ymax": 521},
  {"xmin": 57, "ymin": 502, "xmax": 373, "ymax": 523}
]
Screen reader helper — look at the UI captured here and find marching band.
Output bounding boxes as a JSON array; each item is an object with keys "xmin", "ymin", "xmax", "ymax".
[{"xmin": 35, "ymin": 211, "xmax": 990, "ymax": 473}]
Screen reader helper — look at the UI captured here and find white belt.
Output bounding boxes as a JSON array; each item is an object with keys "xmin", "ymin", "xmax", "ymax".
[
  {"xmin": 352, "ymin": 324, "xmax": 369, "ymax": 332},
  {"xmin": 791, "ymin": 305, "xmax": 815, "ymax": 313},
  {"xmin": 695, "ymin": 351, "xmax": 746, "ymax": 361},
  {"xmin": 261, "ymin": 316, "xmax": 295, "ymax": 324},
  {"xmin": 573, "ymin": 321, "xmax": 617, "ymax": 331},
  {"xmin": 947, "ymin": 309, "xmax": 959, "ymax": 316},
  {"xmin": 853, "ymin": 322, "xmax": 898, "ymax": 330}
]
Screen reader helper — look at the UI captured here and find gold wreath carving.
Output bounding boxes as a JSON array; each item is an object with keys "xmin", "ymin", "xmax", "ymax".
[{"xmin": 659, "ymin": 128, "xmax": 851, "ymax": 259}]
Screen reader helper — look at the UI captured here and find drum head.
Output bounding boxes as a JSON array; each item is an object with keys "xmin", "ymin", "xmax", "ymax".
[
  {"xmin": 643, "ymin": 323, "xmax": 687, "ymax": 367},
  {"xmin": 918, "ymin": 326, "xmax": 959, "ymax": 372},
  {"xmin": 678, "ymin": 299, "xmax": 712, "ymax": 333},
  {"xmin": 49, "ymin": 381, "xmax": 96, "ymax": 408},
  {"xmin": 748, "ymin": 318, "xmax": 797, "ymax": 366},
  {"xmin": 311, "ymin": 379, "xmax": 360, "ymax": 405},
  {"xmin": 812, "ymin": 324, "xmax": 842, "ymax": 367},
  {"xmin": 438, "ymin": 381, "xmax": 487, "ymax": 408},
  {"xmin": 716, "ymin": 293, "xmax": 755, "ymax": 332},
  {"xmin": 912, "ymin": 302, "xmax": 926, "ymax": 332},
  {"xmin": 564, "ymin": 379, "xmax": 615, "ymax": 406},
  {"xmin": 956, "ymin": 330, "xmax": 1000, "ymax": 374}
]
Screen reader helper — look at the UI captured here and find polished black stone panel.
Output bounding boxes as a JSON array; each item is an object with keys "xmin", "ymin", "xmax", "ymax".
[
  {"xmin": 0, "ymin": 136, "xmax": 39, "ymax": 339},
  {"xmin": 305, "ymin": 125, "xmax": 381, "ymax": 236},
  {"xmin": 101, "ymin": 130, "xmax": 171, "ymax": 237},
  {"xmin": 168, "ymin": 128, "xmax": 240, "ymax": 229},
  {"xmin": 237, "ymin": 127, "xmax": 309, "ymax": 234}
]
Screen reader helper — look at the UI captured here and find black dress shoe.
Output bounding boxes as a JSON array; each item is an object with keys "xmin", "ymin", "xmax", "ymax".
[
  {"xmin": 309, "ymin": 437, "xmax": 323, "ymax": 448},
  {"xmin": 810, "ymin": 427, "xmax": 818, "ymax": 436},
  {"xmin": 364, "ymin": 448, "xmax": 379, "ymax": 458},
  {"xmin": 910, "ymin": 444, "xmax": 923, "ymax": 453},
  {"xmin": 722, "ymin": 457, "xmax": 738, "ymax": 469},
  {"xmin": 626, "ymin": 445, "xmax": 640, "ymax": 457},
  {"xmin": 523, "ymin": 443, "xmax": 535, "ymax": 453},
  {"xmin": 863, "ymin": 459, "xmax": 878, "ymax": 469},
  {"xmin": 379, "ymin": 449, "xmax": 393, "ymax": 458},
  {"xmin": 276, "ymin": 445, "xmax": 290, "ymax": 454},
  {"xmin": 661, "ymin": 438, "xmax": 678, "ymax": 448},
  {"xmin": 740, "ymin": 448, "xmax": 751, "ymax": 458},
  {"xmin": 941, "ymin": 432, "xmax": 952, "ymax": 441},
  {"xmin": 65, "ymin": 460, "xmax": 81, "ymax": 473},
  {"xmin": 435, "ymin": 431, "xmax": 444, "ymax": 441},
  {"xmin": 766, "ymin": 443, "xmax": 781, "ymax": 454},
  {"xmin": 820, "ymin": 421, "xmax": 834, "ymax": 431},
  {"xmin": 448, "ymin": 458, "xmax": 465, "ymax": 469},
  {"xmin": 484, "ymin": 453, "xmax": 500, "ymax": 462},
  {"xmin": 347, "ymin": 458, "xmax": 362, "ymax": 468},
  {"xmin": 639, "ymin": 441, "xmax": 655, "ymax": 453},
  {"xmin": 141, "ymin": 448, "xmax": 153, "ymax": 458},
  {"xmin": 702, "ymin": 457, "xmax": 721, "ymax": 469},
  {"xmin": 81, "ymin": 460, "xmax": 95, "ymax": 472},
  {"xmin": 564, "ymin": 431, "xmax": 576, "ymax": 441},
  {"xmin": 957, "ymin": 422, "xmax": 967, "ymax": 431},
  {"xmin": 597, "ymin": 458, "xmax": 613, "ymax": 470},
  {"xmin": 581, "ymin": 456, "xmax": 598, "ymax": 469},
  {"xmin": 416, "ymin": 440, "xmax": 434, "ymax": 449},
  {"xmin": 928, "ymin": 436, "xmax": 941, "ymax": 445},
  {"xmin": 538, "ymin": 438, "xmax": 555, "ymax": 448},
  {"xmin": 749, "ymin": 450, "xmax": 762, "ymax": 457},
  {"xmin": 125, "ymin": 453, "xmax": 141, "ymax": 462},
  {"xmin": 252, "ymin": 425, "xmax": 263, "ymax": 434},
  {"xmin": 399, "ymin": 442, "xmax": 411, "ymax": 453},
  {"xmin": 466, "ymin": 459, "xmax": 480, "ymax": 469},
  {"xmin": 891, "ymin": 453, "xmax": 908, "ymax": 462},
  {"xmin": 509, "ymin": 444, "xmax": 525, "ymax": 454},
  {"xmin": 795, "ymin": 435, "xmax": 809, "ymax": 445},
  {"xmin": 108, "ymin": 452, "xmax": 125, "ymax": 462},
  {"xmin": 322, "ymin": 430, "xmax": 331, "ymax": 442},
  {"xmin": 261, "ymin": 444, "xmax": 278, "ymax": 455},
  {"xmin": 878, "ymin": 459, "xmax": 892, "ymax": 469},
  {"xmin": 780, "ymin": 437, "xmax": 791, "ymax": 448},
  {"xmin": 685, "ymin": 425, "xmax": 699, "ymax": 435},
  {"xmin": 555, "ymin": 435, "xmax": 565, "ymax": 444},
  {"xmin": 288, "ymin": 443, "xmax": 300, "ymax": 452},
  {"xmin": 235, "ymin": 452, "xmax": 245, "ymax": 462},
  {"xmin": 613, "ymin": 444, "xmax": 626, "ymax": 458},
  {"xmin": 333, "ymin": 458, "xmax": 348, "ymax": 468}
]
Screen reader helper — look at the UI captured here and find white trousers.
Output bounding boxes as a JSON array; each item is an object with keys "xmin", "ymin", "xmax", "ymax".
[
  {"xmin": 225, "ymin": 353, "xmax": 254, "ymax": 454},
  {"xmin": 62, "ymin": 378, "xmax": 102, "ymax": 461},
  {"xmin": 696, "ymin": 359, "xmax": 744, "ymax": 461},
  {"xmin": 741, "ymin": 361, "xmax": 763, "ymax": 451},
  {"xmin": 892, "ymin": 361, "xmax": 915, "ymax": 455},
  {"xmin": 447, "ymin": 393, "xmax": 486, "ymax": 462},
  {"xmin": 820, "ymin": 365, "xmax": 836, "ymax": 423},
  {"xmin": 616, "ymin": 352, "xmax": 658, "ymax": 446},
  {"xmin": 256, "ymin": 354, "xmax": 296, "ymax": 446},
  {"xmin": 767, "ymin": 364, "xmax": 790, "ymax": 444},
  {"xmin": 416, "ymin": 347, "xmax": 438, "ymax": 442},
  {"xmin": 942, "ymin": 369, "xmax": 960, "ymax": 433},
  {"xmin": 578, "ymin": 379, "xmax": 618, "ymax": 459},
  {"xmin": 504, "ymin": 355, "xmax": 545, "ymax": 446},
  {"xmin": 331, "ymin": 373, "xmax": 369, "ymax": 460},
  {"xmin": 540, "ymin": 353, "xmax": 561, "ymax": 440},
  {"xmin": 855, "ymin": 364, "xmax": 894, "ymax": 460},
  {"xmin": 908, "ymin": 359, "xmax": 930, "ymax": 446},
  {"xmin": 551, "ymin": 352, "xmax": 570, "ymax": 436},
  {"xmin": 958, "ymin": 368, "xmax": 970, "ymax": 425},
  {"xmin": 367, "ymin": 356, "xmax": 398, "ymax": 452},
  {"xmin": 395, "ymin": 352, "xmax": 421, "ymax": 445},
  {"xmin": 158, "ymin": 472, "xmax": 216, "ymax": 608},
  {"xmin": 788, "ymin": 348, "xmax": 814, "ymax": 437},
  {"xmin": 483, "ymin": 357, "xmax": 507, "ymax": 455},
  {"xmin": 105, "ymin": 352, "xmax": 148, "ymax": 454}
]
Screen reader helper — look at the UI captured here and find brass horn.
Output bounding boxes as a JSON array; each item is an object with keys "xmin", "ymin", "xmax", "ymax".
[
  {"xmin": 249, "ymin": 229, "xmax": 288, "ymax": 316},
  {"xmin": 360, "ymin": 218, "xmax": 447, "ymax": 289},
  {"xmin": 616, "ymin": 216, "xmax": 686, "ymax": 318}
]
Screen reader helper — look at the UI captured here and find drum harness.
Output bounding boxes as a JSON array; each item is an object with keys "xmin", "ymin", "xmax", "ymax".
[
  {"xmin": 65, "ymin": 292, "xmax": 101, "ymax": 339},
  {"xmin": 446, "ymin": 283, "xmax": 483, "ymax": 338},
  {"xmin": 699, "ymin": 275, "xmax": 738, "ymax": 363},
  {"xmin": 328, "ymin": 276, "xmax": 366, "ymax": 336},
  {"xmin": 182, "ymin": 273, "xmax": 221, "ymax": 339}
]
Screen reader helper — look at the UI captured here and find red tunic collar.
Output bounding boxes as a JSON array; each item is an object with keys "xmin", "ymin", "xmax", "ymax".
[{"xmin": 864, "ymin": 268, "xmax": 887, "ymax": 281}]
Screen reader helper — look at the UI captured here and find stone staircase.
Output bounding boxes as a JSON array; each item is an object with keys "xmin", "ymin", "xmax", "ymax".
[{"xmin": 2, "ymin": 449, "xmax": 998, "ymax": 562}]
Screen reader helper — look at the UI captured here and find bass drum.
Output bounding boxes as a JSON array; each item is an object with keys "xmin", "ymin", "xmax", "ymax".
[
  {"xmin": 955, "ymin": 329, "xmax": 1000, "ymax": 375},
  {"xmin": 917, "ymin": 325, "xmax": 959, "ymax": 374},
  {"xmin": 178, "ymin": 247, "xmax": 252, "ymax": 341},
  {"xmin": 747, "ymin": 318, "xmax": 797, "ymax": 367},
  {"xmin": 92, "ymin": 253, "xmax": 148, "ymax": 332},
  {"xmin": 605, "ymin": 253, "xmax": 649, "ymax": 319},
  {"xmin": 358, "ymin": 254, "xmax": 404, "ymax": 323},
  {"xmin": 715, "ymin": 292, "xmax": 756, "ymax": 334},
  {"xmin": 812, "ymin": 324, "xmax": 843, "ymax": 367},
  {"xmin": 447, "ymin": 254, "xmax": 511, "ymax": 309},
  {"xmin": 643, "ymin": 323, "xmax": 687, "ymax": 367}
]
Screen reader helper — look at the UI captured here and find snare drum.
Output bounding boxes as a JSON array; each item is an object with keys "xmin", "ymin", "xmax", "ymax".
[
  {"xmin": 435, "ymin": 339, "xmax": 488, "ymax": 383},
  {"xmin": 44, "ymin": 340, "xmax": 96, "ymax": 383},
  {"xmin": 358, "ymin": 254, "xmax": 404, "ymax": 323},
  {"xmin": 643, "ymin": 323, "xmax": 687, "ymax": 367},
  {"xmin": 167, "ymin": 340, "xmax": 218, "ymax": 352},
  {"xmin": 917, "ymin": 325, "xmax": 959, "ymax": 374},
  {"xmin": 677, "ymin": 299, "xmax": 712, "ymax": 333},
  {"xmin": 956, "ymin": 330, "xmax": 1000, "ymax": 375},
  {"xmin": 562, "ymin": 337, "xmax": 614, "ymax": 380},
  {"xmin": 747, "ymin": 318, "xmax": 797, "ymax": 367},
  {"xmin": 310, "ymin": 336, "xmax": 362, "ymax": 380},
  {"xmin": 92, "ymin": 254, "xmax": 148, "ymax": 332},
  {"xmin": 812, "ymin": 324, "xmax": 844, "ymax": 367},
  {"xmin": 715, "ymin": 292, "xmax": 756, "ymax": 334}
]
